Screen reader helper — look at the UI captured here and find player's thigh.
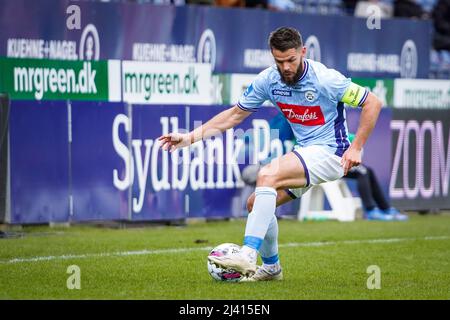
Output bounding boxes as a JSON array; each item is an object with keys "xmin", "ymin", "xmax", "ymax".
[
  {"xmin": 256, "ymin": 152, "xmax": 307, "ymax": 189},
  {"xmin": 247, "ymin": 189, "xmax": 294, "ymax": 212}
]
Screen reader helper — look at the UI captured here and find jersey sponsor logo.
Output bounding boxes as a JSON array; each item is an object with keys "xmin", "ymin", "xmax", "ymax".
[
  {"xmin": 277, "ymin": 102, "xmax": 325, "ymax": 126},
  {"xmin": 272, "ymin": 89, "xmax": 292, "ymax": 97}
]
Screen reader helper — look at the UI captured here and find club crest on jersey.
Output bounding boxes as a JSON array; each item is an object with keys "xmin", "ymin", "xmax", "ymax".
[
  {"xmin": 305, "ymin": 91, "xmax": 315, "ymax": 102},
  {"xmin": 272, "ymin": 89, "xmax": 292, "ymax": 97},
  {"xmin": 277, "ymin": 102, "xmax": 325, "ymax": 126}
]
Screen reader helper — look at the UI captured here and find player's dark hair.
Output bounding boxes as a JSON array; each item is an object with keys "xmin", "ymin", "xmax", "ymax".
[{"xmin": 268, "ymin": 27, "xmax": 303, "ymax": 52}]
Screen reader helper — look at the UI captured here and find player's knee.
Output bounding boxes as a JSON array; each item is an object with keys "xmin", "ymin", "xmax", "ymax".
[{"xmin": 256, "ymin": 166, "xmax": 278, "ymax": 188}]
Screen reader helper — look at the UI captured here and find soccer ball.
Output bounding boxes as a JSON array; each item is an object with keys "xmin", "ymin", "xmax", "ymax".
[{"xmin": 207, "ymin": 243, "xmax": 244, "ymax": 282}]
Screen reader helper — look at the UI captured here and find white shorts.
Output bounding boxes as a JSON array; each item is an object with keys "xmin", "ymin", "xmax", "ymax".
[{"xmin": 286, "ymin": 145, "xmax": 345, "ymax": 199}]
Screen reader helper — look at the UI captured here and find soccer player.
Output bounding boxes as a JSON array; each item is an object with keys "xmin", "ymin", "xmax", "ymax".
[{"xmin": 158, "ymin": 27, "xmax": 382, "ymax": 281}]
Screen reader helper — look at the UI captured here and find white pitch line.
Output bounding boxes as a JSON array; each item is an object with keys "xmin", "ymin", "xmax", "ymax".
[{"xmin": 1, "ymin": 235, "xmax": 449, "ymax": 265}]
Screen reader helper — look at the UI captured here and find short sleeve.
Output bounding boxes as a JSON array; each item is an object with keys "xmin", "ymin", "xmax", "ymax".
[
  {"xmin": 320, "ymin": 67, "xmax": 353, "ymax": 103},
  {"xmin": 237, "ymin": 72, "xmax": 270, "ymax": 112}
]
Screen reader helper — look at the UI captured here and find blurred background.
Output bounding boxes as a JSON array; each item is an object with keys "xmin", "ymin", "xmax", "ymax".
[{"xmin": 0, "ymin": 0, "xmax": 449, "ymax": 226}]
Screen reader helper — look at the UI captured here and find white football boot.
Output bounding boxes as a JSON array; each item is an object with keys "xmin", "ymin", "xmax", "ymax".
[
  {"xmin": 240, "ymin": 265, "xmax": 283, "ymax": 282},
  {"xmin": 208, "ymin": 249, "xmax": 257, "ymax": 277}
]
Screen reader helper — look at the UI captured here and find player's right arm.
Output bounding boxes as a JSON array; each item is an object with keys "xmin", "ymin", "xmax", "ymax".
[
  {"xmin": 159, "ymin": 69, "xmax": 270, "ymax": 152},
  {"xmin": 158, "ymin": 106, "xmax": 252, "ymax": 152}
]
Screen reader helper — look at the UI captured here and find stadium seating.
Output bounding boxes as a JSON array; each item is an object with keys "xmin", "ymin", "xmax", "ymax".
[
  {"xmin": 430, "ymin": 49, "xmax": 450, "ymax": 79},
  {"xmin": 290, "ymin": 0, "xmax": 344, "ymax": 15},
  {"xmin": 417, "ymin": 0, "xmax": 437, "ymax": 12}
]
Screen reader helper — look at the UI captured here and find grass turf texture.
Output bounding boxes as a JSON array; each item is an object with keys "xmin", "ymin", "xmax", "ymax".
[{"xmin": 0, "ymin": 214, "xmax": 449, "ymax": 299}]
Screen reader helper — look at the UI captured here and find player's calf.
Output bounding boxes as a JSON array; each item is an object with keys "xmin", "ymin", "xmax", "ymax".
[{"xmin": 247, "ymin": 190, "xmax": 295, "ymax": 213}]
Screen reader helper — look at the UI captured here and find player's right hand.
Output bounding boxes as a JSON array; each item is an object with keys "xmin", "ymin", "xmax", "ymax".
[{"xmin": 158, "ymin": 133, "xmax": 192, "ymax": 152}]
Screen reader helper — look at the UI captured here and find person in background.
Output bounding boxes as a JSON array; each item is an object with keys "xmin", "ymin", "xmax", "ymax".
[
  {"xmin": 267, "ymin": 0, "xmax": 296, "ymax": 11},
  {"xmin": 432, "ymin": 0, "xmax": 450, "ymax": 51},
  {"xmin": 214, "ymin": 0, "xmax": 245, "ymax": 7},
  {"xmin": 393, "ymin": 0, "xmax": 429, "ymax": 19},
  {"xmin": 144, "ymin": 0, "xmax": 187, "ymax": 5},
  {"xmin": 344, "ymin": 133, "xmax": 408, "ymax": 221},
  {"xmin": 342, "ymin": 0, "xmax": 359, "ymax": 15},
  {"xmin": 354, "ymin": 0, "xmax": 394, "ymax": 18},
  {"xmin": 186, "ymin": 0, "xmax": 214, "ymax": 5},
  {"xmin": 245, "ymin": 0, "xmax": 268, "ymax": 9}
]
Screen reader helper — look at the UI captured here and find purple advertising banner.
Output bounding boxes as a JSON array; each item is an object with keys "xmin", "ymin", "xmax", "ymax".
[
  {"xmin": 128, "ymin": 105, "xmax": 187, "ymax": 221},
  {"xmin": 346, "ymin": 107, "xmax": 392, "ymax": 201},
  {"xmin": 0, "ymin": 0, "xmax": 430, "ymax": 78},
  {"xmin": 70, "ymin": 101, "xmax": 129, "ymax": 221},
  {"xmin": 390, "ymin": 109, "xmax": 450, "ymax": 211},
  {"xmin": 7, "ymin": 101, "xmax": 392, "ymax": 224},
  {"xmin": 9, "ymin": 100, "xmax": 69, "ymax": 224}
]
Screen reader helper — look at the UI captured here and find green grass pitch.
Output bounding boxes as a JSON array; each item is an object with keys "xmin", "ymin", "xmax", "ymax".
[{"xmin": 0, "ymin": 214, "xmax": 449, "ymax": 299}]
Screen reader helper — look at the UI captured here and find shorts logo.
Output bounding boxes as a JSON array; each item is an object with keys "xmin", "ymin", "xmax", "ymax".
[
  {"xmin": 272, "ymin": 89, "xmax": 292, "ymax": 97},
  {"xmin": 305, "ymin": 91, "xmax": 315, "ymax": 102},
  {"xmin": 277, "ymin": 103, "xmax": 325, "ymax": 126}
]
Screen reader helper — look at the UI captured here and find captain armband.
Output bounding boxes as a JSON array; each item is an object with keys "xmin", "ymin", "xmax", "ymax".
[{"xmin": 341, "ymin": 82, "xmax": 369, "ymax": 108}]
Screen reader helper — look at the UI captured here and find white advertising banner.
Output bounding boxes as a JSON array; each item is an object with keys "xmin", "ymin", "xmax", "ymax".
[
  {"xmin": 394, "ymin": 79, "xmax": 450, "ymax": 109},
  {"xmin": 121, "ymin": 61, "xmax": 212, "ymax": 105}
]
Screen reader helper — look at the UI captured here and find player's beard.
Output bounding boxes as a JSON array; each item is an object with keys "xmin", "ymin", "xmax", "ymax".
[{"xmin": 278, "ymin": 59, "xmax": 304, "ymax": 86}]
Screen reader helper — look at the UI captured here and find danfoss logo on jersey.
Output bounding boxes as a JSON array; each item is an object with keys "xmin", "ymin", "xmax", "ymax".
[{"xmin": 277, "ymin": 103, "xmax": 325, "ymax": 126}]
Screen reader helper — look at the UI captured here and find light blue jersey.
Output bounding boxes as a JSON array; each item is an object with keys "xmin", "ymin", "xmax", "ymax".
[{"xmin": 237, "ymin": 59, "xmax": 369, "ymax": 157}]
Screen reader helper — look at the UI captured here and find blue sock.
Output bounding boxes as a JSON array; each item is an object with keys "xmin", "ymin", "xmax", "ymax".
[
  {"xmin": 244, "ymin": 187, "xmax": 277, "ymax": 251},
  {"xmin": 259, "ymin": 215, "xmax": 279, "ymax": 265}
]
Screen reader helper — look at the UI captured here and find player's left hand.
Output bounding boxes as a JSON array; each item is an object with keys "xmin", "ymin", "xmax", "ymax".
[{"xmin": 341, "ymin": 147, "xmax": 362, "ymax": 176}]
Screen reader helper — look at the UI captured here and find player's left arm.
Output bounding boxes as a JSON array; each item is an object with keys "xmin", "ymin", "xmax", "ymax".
[{"xmin": 341, "ymin": 88, "xmax": 382, "ymax": 175}]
